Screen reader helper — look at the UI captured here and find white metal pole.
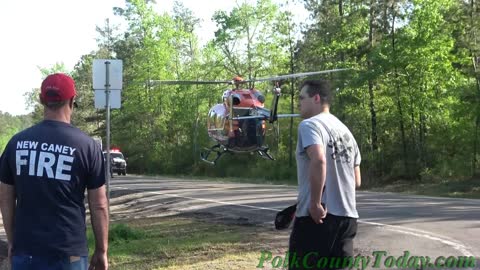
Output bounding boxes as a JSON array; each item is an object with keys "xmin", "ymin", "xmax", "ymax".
[{"xmin": 105, "ymin": 61, "xmax": 111, "ymax": 209}]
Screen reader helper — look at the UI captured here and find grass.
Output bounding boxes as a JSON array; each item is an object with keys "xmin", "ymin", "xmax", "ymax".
[
  {"xmin": 87, "ymin": 215, "xmax": 287, "ymax": 270},
  {"xmin": 367, "ymin": 177, "xmax": 480, "ymax": 199}
]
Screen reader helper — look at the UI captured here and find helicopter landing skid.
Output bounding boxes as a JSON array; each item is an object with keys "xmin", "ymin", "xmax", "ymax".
[
  {"xmin": 200, "ymin": 144, "xmax": 228, "ymax": 165},
  {"xmin": 257, "ymin": 147, "xmax": 275, "ymax": 161}
]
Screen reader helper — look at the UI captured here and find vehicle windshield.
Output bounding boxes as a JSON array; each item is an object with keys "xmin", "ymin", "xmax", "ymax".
[{"xmin": 110, "ymin": 152, "xmax": 124, "ymax": 159}]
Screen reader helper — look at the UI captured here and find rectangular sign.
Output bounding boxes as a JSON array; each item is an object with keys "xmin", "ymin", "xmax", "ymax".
[
  {"xmin": 93, "ymin": 59, "xmax": 123, "ymax": 90},
  {"xmin": 94, "ymin": 89, "xmax": 121, "ymax": 109}
]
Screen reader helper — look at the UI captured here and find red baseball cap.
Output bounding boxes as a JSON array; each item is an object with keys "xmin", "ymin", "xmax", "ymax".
[{"xmin": 40, "ymin": 73, "xmax": 77, "ymax": 102}]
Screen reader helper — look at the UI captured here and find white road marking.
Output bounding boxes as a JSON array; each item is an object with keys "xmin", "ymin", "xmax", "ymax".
[
  {"xmin": 359, "ymin": 220, "xmax": 474, "ymax": 257},
  {"xmin": 113, "ymin": 186, "xmax": 476, "ymax": 257},
  {"xmin": 114, "ymin": 187, "xmax": 280, "ymax": 211}
]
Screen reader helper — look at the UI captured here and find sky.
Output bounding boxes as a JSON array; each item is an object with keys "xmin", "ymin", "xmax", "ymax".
[{"xmin": 0, "ymin": 0, "xmax": 307, "ymax": 116}]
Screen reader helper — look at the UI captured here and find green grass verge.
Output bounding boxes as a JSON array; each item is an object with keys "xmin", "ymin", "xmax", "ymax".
[
  {"xmin": 368, "ymin": 177, "xmax": 480, "ymax": 199},
  {"xmin": 87, "ymin": 215, "xmax": 286, "ymax": 270}
]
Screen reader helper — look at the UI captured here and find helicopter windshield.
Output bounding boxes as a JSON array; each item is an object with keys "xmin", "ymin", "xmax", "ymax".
[{"xmin": 208, "ymin": 104, "xmax": 227, "ymax": 130}]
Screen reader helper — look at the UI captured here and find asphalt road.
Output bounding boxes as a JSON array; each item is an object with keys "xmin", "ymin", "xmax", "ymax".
[
  {"xmin": 0, "ymin": 175, "xmax": 478, "ymax": 270},
  {"xmin": 106, "ymin": 175, "xmax": 480, "ymax": 270}
]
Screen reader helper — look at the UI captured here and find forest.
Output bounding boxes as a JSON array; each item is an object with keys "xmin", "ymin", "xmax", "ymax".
[{"xmin": 1, "ymin": 0, "xmax": 479, "ymax": 185}]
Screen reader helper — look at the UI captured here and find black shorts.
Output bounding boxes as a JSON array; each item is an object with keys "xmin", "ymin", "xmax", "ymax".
[{"xmin": 288, "ymin": 214, "xmax": 358, "ymax": 270}]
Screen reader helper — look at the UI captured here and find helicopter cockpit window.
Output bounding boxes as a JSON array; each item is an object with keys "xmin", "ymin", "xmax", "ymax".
[
  {"xmin": 216, "ymin": 113, "xmax": 224, "ymax": 129},
  {"xmin": 208, "ymin": 104, "xmax": 226, "ymax": 130}
]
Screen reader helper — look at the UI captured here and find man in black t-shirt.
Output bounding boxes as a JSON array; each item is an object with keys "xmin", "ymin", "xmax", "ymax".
[{"xmin": 0, "ymin": 73, "xmax": 109, "ymax": 270}]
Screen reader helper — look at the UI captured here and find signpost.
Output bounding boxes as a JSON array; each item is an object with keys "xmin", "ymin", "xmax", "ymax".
[{"xmin": 93, "ymin": 59, "xmax": 123, "ymax": 209}]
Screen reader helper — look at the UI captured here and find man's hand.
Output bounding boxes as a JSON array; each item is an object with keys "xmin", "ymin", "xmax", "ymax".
[
  {"xmin": 87, "ymin": 185, "xmax": 108, "ymax": 270},
  {"xmin": 309, "ymin": 203, "xmax": 327, "ymax": 224},
  {"xmin": 88, "ymin": 249, "xmax": 108, "ymax": 270}
]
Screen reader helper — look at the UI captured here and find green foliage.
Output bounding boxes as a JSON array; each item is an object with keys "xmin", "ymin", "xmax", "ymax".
[
  {"xmin": 0, "ymin": 112, "xmax": 32, "ymax": 153},
  {"xmin": 22, "ymin": 62, "xmax": 72, "ymax": 124},
  {"xmin": 295, "ymin": 0, "xmax": 479, "ymax": 182},
  {"xmin": 212, "ymin": 0, "xmax": 288, "ymax": 78},
  {"xmin": 16, "ymin": 0, "xmax": 479, "ymax": 184}
]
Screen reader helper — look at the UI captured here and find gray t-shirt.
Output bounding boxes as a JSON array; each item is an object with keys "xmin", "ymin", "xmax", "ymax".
[{"xmin": 296, "ymin": 113, "xmax": 360, "ymax": 218}]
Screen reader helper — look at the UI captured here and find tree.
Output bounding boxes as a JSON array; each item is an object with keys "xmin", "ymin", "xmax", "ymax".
[
  {"xmin": 0, "ymin": 112, "xmax": 32, "ymax": 153},
  {"xmin": 448, "ymin": 0, "xmax": 480, "ymax": 176},
  {"xmin": 212, "ymin": 0, "xmax": 288, "ymax": 79},
  {"xmin": 24, "ymin": 62, "xmax": 70, "ymax": 123}
]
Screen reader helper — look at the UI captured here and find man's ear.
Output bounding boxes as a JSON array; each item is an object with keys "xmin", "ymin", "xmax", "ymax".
[
  {"xmin": 69, "ymin": 98, "xmax": 74, "ymax": 109},
  {"xmin": 314, "ymin": 94, "xmax": 321, "ymax": 104}
]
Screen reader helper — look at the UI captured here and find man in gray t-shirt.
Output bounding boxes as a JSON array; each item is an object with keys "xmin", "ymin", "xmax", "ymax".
[{"xmin": 288, "ymin": 79, "xmax": 361, "ymax": 270}]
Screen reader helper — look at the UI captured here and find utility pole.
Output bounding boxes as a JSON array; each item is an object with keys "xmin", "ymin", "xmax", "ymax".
[{"xmin": 105, "ymin": 61, "xmax": 111, "ymax": 209}]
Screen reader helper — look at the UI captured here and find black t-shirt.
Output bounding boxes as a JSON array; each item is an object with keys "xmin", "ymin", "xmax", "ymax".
[{"xmin": 0, "ymin": 120, "xmax": 105, "ymax": 257}]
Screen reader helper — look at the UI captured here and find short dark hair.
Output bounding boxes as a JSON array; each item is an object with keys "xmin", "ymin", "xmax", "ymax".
[
  {"xmin": 41, "ymin": 98, "xmax": 70, "ymax": 110},
  {"xmin": 300, "ymin": 79, "xmax": 332, "ymax": 105},
  {"xmin": 44, "ymin": 100, "xmax": 69, "ymax": 110}
]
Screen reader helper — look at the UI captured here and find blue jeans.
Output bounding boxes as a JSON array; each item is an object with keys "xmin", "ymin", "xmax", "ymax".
[{"xmin": 12, "ymin": 255, "xmax": 88, "ymax": 270}]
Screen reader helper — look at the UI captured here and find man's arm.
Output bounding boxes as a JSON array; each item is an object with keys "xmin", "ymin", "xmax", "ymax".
[
  {"xmin": 354, "ymin": 166, "xmax": 361, "ymax": 188},
  {"xmin": 88, "ymin": 185, "xmax": 109, "ymax": 270},
  {"xmin": 0, "ymin": 182, "xmax": 15, "ymax": 256},
  {"xmin": 306, "ymin": 144, "xmax": 327, "ymax": 224}
]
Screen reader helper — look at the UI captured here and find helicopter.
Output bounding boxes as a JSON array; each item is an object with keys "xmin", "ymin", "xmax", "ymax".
[{"xmin": 148, "ymin": 69, "xmax": 347, "ymax": 165}]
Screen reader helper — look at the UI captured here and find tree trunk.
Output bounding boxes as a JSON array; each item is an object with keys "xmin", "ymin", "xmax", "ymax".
[
  {"xmin": 368, "ymin": 0, "xmax": 378, "ymax": 152},
  {"xmin": 474, "ymin": 113, "xmax": 479, "ymax": 175},
  {"xmin": 473, "ymin": 55, "xmax": 480, "ymax": 175},
  {"xmin": 288, "ymin": 17, "xmax": 296, "ymax": 168},
  {"xmin": 193, "ymin": 71, "xmax": 199, "ymax": 166},
  {"xmin": 471, "ymin": 0, "xmax": 479, "ymax": 175},
  {"xmin": 368, "ymin": 72, "xmax": 378, "ymax": 152},
  {"xmin": 288, "ymin": 57, "xmax": 295, "ymax": 168},
  {"xmin": 339, "ymin": 0, "xmax": 345, "ymax": 62},
  {"xmin": 419, "ymin": 111, "xmax": 426, "ymax": 168},
  {"xmin": 383, "ymin": 0, "xmax": 389, "ymax": 34},
  {"xmin": 420, "ymin": 80, "xmax": 430, "ymax": 169},
  {"xmin": 391, "ymin": 2, "xmax": 409, "ymax": 175},
  {"xmin": 246, "ymin": 24, "xmax": 252, "ymax": 81},
  {"xmin": 408, "ymin": 86, "xmax": 418, "ymax": 157}
]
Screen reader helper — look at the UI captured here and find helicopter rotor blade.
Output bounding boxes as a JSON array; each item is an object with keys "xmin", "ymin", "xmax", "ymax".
[
  {"xmin": 147, "ymin": 69, "xmax": 348, "ymax": 86},
  {"xmin": 231, "ymin": 115, "xmax": 267, "ymax": 120},
  {"xmin": 231, "ymin": 114, "xmax": 299, "ymax": 121},
  {"xmin": 245, "ymin": 68, "xmax": 350, "ymax": 83},
  {"xmin": 148, "ymin": 80, "xmax": 232, "ymax": 86},
  {"xmin": 275, "ymin": 114, "xmax": 300, "ymax": 118}
]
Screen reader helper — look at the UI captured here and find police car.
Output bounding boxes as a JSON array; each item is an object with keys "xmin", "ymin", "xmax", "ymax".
[{"xmin": 104, "ymin": 148, "xmax": 127, "ymax": 176}]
